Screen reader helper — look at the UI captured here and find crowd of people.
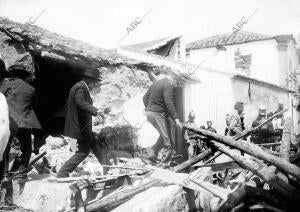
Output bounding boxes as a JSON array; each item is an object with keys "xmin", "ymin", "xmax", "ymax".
[
  {"xmin": 183, "ymin": 102, "xmax": 286, "ymax": 161},
  {"xmin": 0, "ymin": 56, "xmax": 290, "ymax": 205}
]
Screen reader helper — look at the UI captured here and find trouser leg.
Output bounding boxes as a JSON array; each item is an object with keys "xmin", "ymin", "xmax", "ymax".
[
  {"xmin": 57, "ymin": 152, "xmax": 89, "ymax": 178},
  {"xmin": 148, "ymin": 136, "xmax": 163, "ymax": 157},
  {"xmin": 90, "ymin": 136, "xmax": 108, "ymax": 175},
  {"xmin": 17, "ymin": 128, "xmax": 32, "ymax": 169},
  {"xmin": 168, "ymin": 117, "xmax": 176, "ymax": 148},
  {"xmin": 146, "ymin": 111, "xmax": 173, "ymax": 164},
  {"xmin": 32, "ymin": 129, "xmax": 46, "ymax": 155},
  {"xmin": 57, "ymin": 139, "xmax": 89, "ymax": 178}
]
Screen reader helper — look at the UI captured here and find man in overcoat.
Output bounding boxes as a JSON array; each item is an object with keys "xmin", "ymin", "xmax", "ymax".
[
  {"xmin": 57, "ymin": 68, "xmax": 104, "ymax": 178},
  {"xmin": 0, "ymin": 64, "xmax": 41, "ymax": 178}
]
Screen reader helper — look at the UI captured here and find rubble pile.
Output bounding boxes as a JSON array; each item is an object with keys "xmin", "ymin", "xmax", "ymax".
[
  {"xmin": 68, "ymin": 113, "xmax": 299, "ymax": 212},
  {"xmin": 5, "ymin": 114, "xmax": 300, "ymax": 211},
  {"xmin": 38, "ymin": 136, "xmax": 103, "ymax": 176},
  {"xmin": 91, "ymin": 66, "xmax": 151, "ymax": 134}
]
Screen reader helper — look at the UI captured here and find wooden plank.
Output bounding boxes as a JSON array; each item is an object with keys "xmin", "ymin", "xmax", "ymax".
[
  {"xmin": 149, "ymin": 165, "xmax": 230, "ymax": 200},
  {"xmin": 192, "ymin": 151, "xmax": 222, "ymax": 167},
  {"xmin": 86, "ymin": 149, "xmax": 214, "ymax": 211}
]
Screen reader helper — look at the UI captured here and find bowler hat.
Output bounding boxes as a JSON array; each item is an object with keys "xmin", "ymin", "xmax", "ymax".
[
  {"xmin": 0, "ymin": 58, "xmax": 11, "ymax": 78},
  {"xmin": 83, "ymin": 68, "xmax": 101, "ymax": 81},
  {"xmin": 8, "ymin": 64, "xmax": 30, "ymax": 78}
]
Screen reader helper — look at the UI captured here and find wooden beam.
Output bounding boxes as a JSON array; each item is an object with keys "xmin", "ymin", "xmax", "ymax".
[
  {"xmin": 41, "ymin": 51, "xmax": 66, "ymax": 61},
  {"xmin": 258, "ymin": 142, "xmax": 281, "ymax": 147},
  {"xmin": 211, "ymin": 141, "xmax": 297, "ymax": 199},
  {"xmin": 192, "ymin": 151, "xmax": 222, "ymax": 167},
  {"xmin": 184, "ymin": 125, "xmax": 300, "ymax": 181},
  {"xmin": 280, "ymin": 117, "xmax": 291, "ymax": 161},
  {"xmin": 234, "ymin": 109, "xmax": 288, "ymax": 140}
]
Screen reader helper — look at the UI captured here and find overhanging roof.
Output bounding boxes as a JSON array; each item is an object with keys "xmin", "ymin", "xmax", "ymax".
[
  {"xmin": 232, "ymin": 74, "xmax": 295, "ymax": 93},
  {"xmin": 123, "ymin": 35, "xmax": 181, "ymax": 52}
]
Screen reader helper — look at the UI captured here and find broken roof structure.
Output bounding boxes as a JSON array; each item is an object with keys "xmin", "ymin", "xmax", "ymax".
[
  {"xmin": 0, "ymin": 17, "xmax": 193, "ymax": 81},
  {"xmin": 123, "ymin": 35, "xmax": 182, "ymax": 52}
]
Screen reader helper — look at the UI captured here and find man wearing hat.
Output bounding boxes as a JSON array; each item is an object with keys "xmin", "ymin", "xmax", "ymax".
[
  {"xmin": 57, "ymin": 68, "xmax": 105, "ymax": 178},
  {"xmin": 184, "ymin": 111, "xmax": 200, "ymax": 159},
  {"xmin": 0, "ymin": 64, "xmax": 42, "ymax": 179},
  {"xmin": 251, "ymin": 107, "xmax": 275, "ymax": 144},
  {"xmin": 206, "ymin": 121, "xmax": 217, "ymax": 133},
  {"xmin": 228, "ymin": 102, "xmax": 245, "ymax": 137}
]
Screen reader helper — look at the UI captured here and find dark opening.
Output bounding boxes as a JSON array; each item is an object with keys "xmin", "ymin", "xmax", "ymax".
[{"xmin": 31, "ymin": 54, "xmax": 84, "ymax": 135}]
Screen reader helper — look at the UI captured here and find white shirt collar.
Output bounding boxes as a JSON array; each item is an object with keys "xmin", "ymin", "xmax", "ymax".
[{"xmin": 82, "ymin": 81, "xmax": 90, "ymax": 91}]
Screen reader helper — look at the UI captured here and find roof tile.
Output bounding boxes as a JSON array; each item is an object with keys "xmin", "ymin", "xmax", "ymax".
[{"xmin": 187, "ymin": 31, "xmax": 274, "ymax": 50}]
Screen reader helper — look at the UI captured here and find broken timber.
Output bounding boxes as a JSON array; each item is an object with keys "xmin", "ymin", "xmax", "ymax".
[
  {"xmin": 86, "ymin": 148, "xmax": 214, "ymax": 211},
  {"xmin": 234, "ymin": 109, "xmax": 288, "ymax": 140},
  {"xmin": 280, "ymin": 117, "xmax": 291, "ymax": 161},
  {"xmin": 184, "ymin": 125, "xmax": 300, "ymax": 181},
  {"xmin": 211, "ymin": 141, "xmax": 297, "ymax": 200}
]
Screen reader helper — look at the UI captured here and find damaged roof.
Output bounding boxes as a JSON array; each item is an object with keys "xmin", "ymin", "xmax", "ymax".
[
  {"xmin": 123, "ymin": 35, "xmax": 181, "ymax": 52},
  {"xmin": 187, "ymin": 31, "xmax": 274, "ymax": 50},
  {"xmin": 0, "ymin": 17, "xmax": 193, "ymax": 81},
  {"xmin": 0, "ymin": 17, "xmax": 125, "ymax": 67}
]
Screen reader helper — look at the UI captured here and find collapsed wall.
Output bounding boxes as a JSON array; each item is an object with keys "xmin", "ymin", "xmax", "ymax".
[
  {"xmin": 0, "ymin": 16, "xmax": 193, "ymax": 168},
  {"xmin": 91, "ymin": 65, "xmax": 152, "ymax": 161}
]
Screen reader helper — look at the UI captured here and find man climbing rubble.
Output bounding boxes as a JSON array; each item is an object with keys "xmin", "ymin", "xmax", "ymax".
[
  {"xmin": 143, "ymin": 69, "xmax": 182, "ymax": 168},
  {"xmin": 228, "ymin": 102, "xmax": 245, "ymax": 137},
  {"xmin": 57, "ymin": 68, "xmax": 106, "ymax": 178}
]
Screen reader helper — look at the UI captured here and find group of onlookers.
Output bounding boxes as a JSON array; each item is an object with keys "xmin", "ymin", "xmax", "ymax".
[{"xmin": 184, "ymin": 102, "xmax": 285, "ymax": 159}]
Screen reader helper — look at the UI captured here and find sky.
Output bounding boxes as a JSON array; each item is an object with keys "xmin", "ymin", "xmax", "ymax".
[{"xmin": 0, "ymin": 0, "xmax": 300, "ymax": 49}]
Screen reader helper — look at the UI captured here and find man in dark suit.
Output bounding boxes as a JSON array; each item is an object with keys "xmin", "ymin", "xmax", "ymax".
[
  {"xmin": 143, "ymin": 70, "xmax": 181, "ymax": 167},
  {"xmin": 0, "ymin": 64, "xmax": 41, "ymax": 178},
  {"xmin": 57, "ymin": 68, "xmax": 104, "ymax": 178}
]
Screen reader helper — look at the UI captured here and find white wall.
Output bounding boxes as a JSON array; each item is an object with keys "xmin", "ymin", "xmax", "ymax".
[
  {"xmin": 185, "ymin": 72, "xmax": 290, "ymax": 134},
  {"xmin": 188, "ymin": 39, "xmax": 280, "ymax": 86},
  {"xmin": 184, "ymin": 70, "xmax": 234, "ymax": 133}
]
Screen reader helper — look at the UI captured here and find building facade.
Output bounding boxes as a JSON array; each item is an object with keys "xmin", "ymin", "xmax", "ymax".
[{"xmin": 186, "ymin": 31, "xmax": 300, "ymax": 132}]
